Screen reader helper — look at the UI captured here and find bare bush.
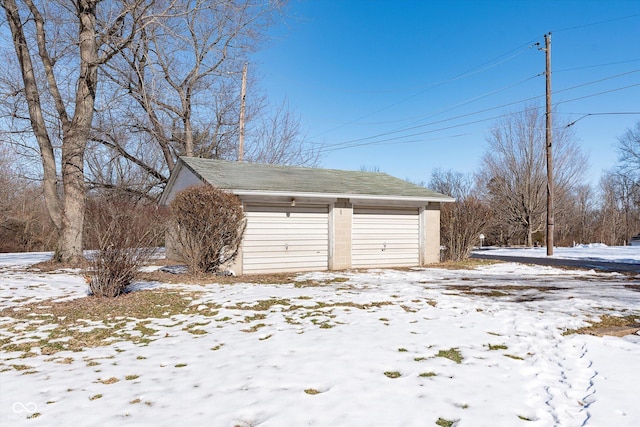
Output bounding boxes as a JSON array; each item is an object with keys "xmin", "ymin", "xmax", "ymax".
[
  {"xmin": 85, "ymin": 195, "xmax": 166, "ymax": 298},
  {"xmin": 0, "ymin": 148, "xmax": 57, "ymax": 252},
  {"xmin": 168, "ymin": 185, "xmax": 246, "ymax": 274},
  {"xmin": 429, "ymin": 169, "xmax": 490, "ymax": 261},
  {"xmin": 441, "ymin": 196, "xmax": 491, "ymax": 261}
]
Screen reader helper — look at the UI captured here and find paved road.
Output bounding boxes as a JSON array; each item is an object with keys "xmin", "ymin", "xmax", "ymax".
[{"xmin": 471, "ymin": 251, "xmax": 640, "ymax": 274}]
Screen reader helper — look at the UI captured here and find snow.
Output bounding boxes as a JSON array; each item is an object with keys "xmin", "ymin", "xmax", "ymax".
[
  {"xmin": 478, "ymin": 244, "xmax": 640, "ymax": 264},
  {"xmin": 1, "ymin": 248, "xmax": 639, "ymax": 426}
]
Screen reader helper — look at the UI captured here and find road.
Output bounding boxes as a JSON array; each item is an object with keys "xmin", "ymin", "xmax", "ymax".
[{"xmin": 471, "ymin": 250, "xmax": 640, "ymax": 274}]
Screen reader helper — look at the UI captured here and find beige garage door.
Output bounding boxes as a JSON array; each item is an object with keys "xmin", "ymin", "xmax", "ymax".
[
  {"xmin": 242, "ymin": 204, "xmax": 329, "ymax": 274},
  {"xmin": 352, "ymin": 207, "xmax": 420, "ymax": 268}
]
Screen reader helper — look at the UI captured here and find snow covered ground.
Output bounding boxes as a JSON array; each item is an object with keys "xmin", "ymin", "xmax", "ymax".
[
  {"xmin": 477, "ymin": 243, "xmax": 640, "ymax": 265},
  {"xmin": 1, "ymin": 249, "xmax": 639, "ymax": 426}
]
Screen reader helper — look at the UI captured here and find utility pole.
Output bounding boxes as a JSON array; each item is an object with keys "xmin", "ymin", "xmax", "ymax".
[
  {"xmin": 238, "ymin": 62, "xmax": 248, "ymax": 162},
  {"xmin": 543, "ymin": 33, "xmax": 554, "ymax": 256}
]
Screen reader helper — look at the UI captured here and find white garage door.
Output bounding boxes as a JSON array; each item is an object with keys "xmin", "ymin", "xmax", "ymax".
[
  {"xmin": 352, "ymin": 207, "xmax": 420, "ymax": 268},
  {"xmin": 242, "ymin": 204, "xmax": 329, "ymax": 274}
]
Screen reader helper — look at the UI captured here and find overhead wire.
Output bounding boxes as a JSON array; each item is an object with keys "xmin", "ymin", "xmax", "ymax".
[
  {"xmin": 299, "ymin": 13, "xmax": 640, "ymax": 157},
  {"xmin": 552, "ymin": 13, "xmax": 640, "ymax": 33},
  {"xmin": 555, "ymin": 58, "xmax": 640, "ymax": 73},
  {"xmin": 310, "ymin": 78, "xmax": 640, "ymax": 154},
  {"xmin": 319, "ymin": 94, "xmax": 640, "ymax": 154},
  {"xmin": 310, "ymin": 68, "xmax": 638, "ymax": 153},
  {"xmin": 307, "ymin": 73, "xmax": 544, "ymax": 150},
  {"xmin": 307, "ymin": 40, "xmax": 537, "ymax": 140}
]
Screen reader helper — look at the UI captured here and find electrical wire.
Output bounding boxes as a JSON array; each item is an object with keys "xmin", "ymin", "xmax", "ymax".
[
  {"xmin": 302, "ymin": 63, "xmax": 638, "ymax": 152},
  {"xmin": 305, "ymin": 68, "xmax": 639, "ymax": 152},
  {"xmin": 297, "ymin": 14, "xmax": 640, "ymax": 157},
  {"xmin": 554, "ymin": 69, "xmax": 640, "ymax": 95},
  {"xmin": 307, "ymin": 41, "xmax": 536, "ymax": 140},
  {"xmin": 313, "ymin": 81, "xmax": 640, "ymax": 154},
  {"xmin": 552, "ymin": 13, "xmax": 640, "ymax": 33},
  {"xmin": 555, "ymin": 58, "xmax": 640, "ymax": 73}
]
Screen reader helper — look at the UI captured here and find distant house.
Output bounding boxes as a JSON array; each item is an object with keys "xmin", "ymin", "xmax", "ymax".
[
  {"xmin": 159, "ymin": 157, "xmax": 454, "ymax": 275},
  {"xmin": 631, "ymin": 234, "xmax": 640, "ymax": 246}
]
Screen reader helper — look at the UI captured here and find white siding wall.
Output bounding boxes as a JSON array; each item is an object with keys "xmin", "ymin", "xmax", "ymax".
[
  {"xmin": 242, "ymin": 205, "xmax": 329, "ymax": 273},
  {"xmin": 352, "ymin": 207, "xmax": 420, "ymax": 268}
]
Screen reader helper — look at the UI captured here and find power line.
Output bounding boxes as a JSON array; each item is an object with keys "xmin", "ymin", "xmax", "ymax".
[
  {"xmin": 552, "ymin": 13, "xmax": 640, "ymax": 33},
  {"xmin": 557, "ymin": 83, "xmax": 640, "ymax": 106},
  {"xmin": 313, "ymin": 82, "xmax": 640, "ymax": 154},
  {"xmin": 566, "ymin": 112, "xmax": 640, "ymax": 127},
  {"xmin": 555, "ymin": 58, "xmax": 640, "ymax": 73},
  {"xmin": 297, "ymin": 15, "xmax": 640, "ymax": 158},
  {"xmin": 309, "ymin": 70, "xmax": 638, "ymax": 153},
  {"xmin": 307, "ymin": 41, "xmax": 535, "ymax": 140},
  {"xmin": 313, "ymin": 65, "xmax": 638, "ymax": 151},
  {"xmin": 554, "ymin": 69, "xmax": 640, "ymax": 95},
  {"xmin": 296, "ymin": 62, "xmax": 639, "ymax": 153},
  {"xmin": 317, "ymin": 107, "xmax": 541, "ymax": 153},
  {"xmin": 319, "ymin": 133, "xmax": 472, "ymax": 153},
  {"xmin": 302, "ymin": 59, "xmax": 638, "ymax": 152},
  {"xmin": 390, "ymin": 74, "xmax": 543, "ymax": 130}
]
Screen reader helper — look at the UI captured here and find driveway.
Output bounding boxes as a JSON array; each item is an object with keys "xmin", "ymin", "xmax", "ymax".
[{"xmin": 471, "ymin": 250, "xmax": 640, "ymax": 274}]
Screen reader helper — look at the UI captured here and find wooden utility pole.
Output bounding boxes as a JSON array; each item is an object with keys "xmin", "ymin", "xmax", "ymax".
[
  {"xmin": 238, "ymin": 62, "xmax": 248, "ymax": 162},
  {"xmin": 544, "ymin": 33, "xmax": 554, "ymax": 256}
]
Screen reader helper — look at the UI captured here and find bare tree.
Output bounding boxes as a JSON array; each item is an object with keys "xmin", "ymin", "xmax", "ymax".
[
  {"xmin": 245, "ymin": 98, "xmax": 318, "ymax": 166},
  {"xmin": 562, "ymin": 185, "xmax": 596, "ymax": 243},
  {"xmin": 91, "ymin": 0, "xmax": 314, "ymax": 196},
  {"xmin": 0, "ymin": 146, "xmax": 56, "ymax": 251},
  {"xmin": 1, "ymin": 0, "xmax": 159, "ymax": 262},
  {"xmin": 429, "ymin": 169, "xmax": 490, "ymax": 261},
  {"xmin": 596, "ymin": 172, "xmax": 624, "ymax": 245},
  {"xmin": 616, "ymin": 120, "xmax": 640, "ymax": 208},
  {"xmin": 595, "ymin": 171, "xmax": 640, "ymax": 245},
  {"xmin": 478, "ymin": 105, "xmax": 588, "ymax": 247},
  {"xmin": 2, "ymin": 0, "xmax": 303, "ymax": 262}
]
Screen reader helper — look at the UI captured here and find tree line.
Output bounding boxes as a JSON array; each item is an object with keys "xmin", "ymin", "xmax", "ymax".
[
  {"xmin": 1, "ymin": 0, "xmax": 315, "ymax": 263},
  {"xmin": 0, "ymin": 1, "xmax": 638, "ymax": 261},
  {"xmin": 431, "ymin": 108, "xmax": 640, "ymax": 261},
  {"xmin": 2, "ymin": 106, "xmax": 638, "ymax": 258}
]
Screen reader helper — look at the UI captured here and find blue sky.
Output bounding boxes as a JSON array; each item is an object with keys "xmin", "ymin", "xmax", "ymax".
[{"xmin": 252, "ymin": 0, "xmax": 640, "ymax": 185}]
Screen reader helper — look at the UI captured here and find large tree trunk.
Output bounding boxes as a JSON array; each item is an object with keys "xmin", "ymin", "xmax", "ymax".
[
  {"xmin": 60, "ymin": 134, "xmax": 88, "ymax": 262},
  {"xmin": 57, "ymin": 0, "xmax": 98, "ymax": 262},
  {"xmin": 2, "ymin": 0, "xmax": 98, "ymax": 263},
  {"xmin": 2, "ymin": 0, "xmax": 63, "ymax": 235}
]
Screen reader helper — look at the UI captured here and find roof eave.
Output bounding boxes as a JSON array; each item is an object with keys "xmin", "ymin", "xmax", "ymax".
[{"xmin": 232, "ymin": 189, "xmax": 455, "ymax": 203}]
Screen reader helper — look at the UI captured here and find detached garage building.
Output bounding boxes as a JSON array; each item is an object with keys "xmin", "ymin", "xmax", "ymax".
[{"xmin": 160, "ymin": 157, "xmax": 454, "ymax": 274}]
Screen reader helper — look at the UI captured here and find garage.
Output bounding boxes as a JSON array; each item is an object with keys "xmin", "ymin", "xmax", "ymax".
[
  {"xmin": 160, "ymin": 157, "xmax": 453, "ymax": 274},
  {"xmin": 242, "ymin": 204, "xmax": 329, "ymax": 273},
  {"xmin": 352, "ymin": 207, "xmax": 420, "ymax": 268}
]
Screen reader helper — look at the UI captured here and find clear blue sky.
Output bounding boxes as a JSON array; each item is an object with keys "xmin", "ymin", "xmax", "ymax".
[{"xmin": 252, "ymin": 0, "xmax": 640, "ymax": 185}]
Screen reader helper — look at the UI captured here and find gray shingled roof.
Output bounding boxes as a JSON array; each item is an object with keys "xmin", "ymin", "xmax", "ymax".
[{"xmin": 178, "ymin": 157, "xmax": 453, "ymax": 201}]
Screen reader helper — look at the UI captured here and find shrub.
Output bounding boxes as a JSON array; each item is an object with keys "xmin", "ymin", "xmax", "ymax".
[
  {"xmin": 85, "ymin": 195, "xmax": 166, "ymax": 297},
  {"xmin": 168, "ymin": 185, "xmax": 246, "ymax": 274},
  {"xmin": 440, "ymin": 196, "xmax": 491, "ymax": 261}
]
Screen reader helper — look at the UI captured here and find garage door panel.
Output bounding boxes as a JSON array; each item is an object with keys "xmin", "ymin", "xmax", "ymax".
[
  {"xmin": 243, "ymin": 242, "xmax": 329, "ymax": 251},
  {"xmin": 352, "ymin": 244, "xmax": 419, "ymax": 251},
  {"xmin": 352, "ymin": 253, "xmax": 418, "ymax": 263},
  {"xmin": 245, "ymin": 237, "xmax": 328, "ymax": 244},
  {"xmin": 243, "ymin": 204, "xmax": 329, "ymax": 274},
  {"xmin": 245, "ymin": 253, "xmax": 328, "ymax": 262},
  {"xmin": 354, "ymin": 208, "xmax": 417, "ymax": 215},
  {"xmin": 242, "ymin": 261, "xmax": 327, "ymax": 274},
  {"xmin": 352, "ymin": 207, "xmax": 420, "ymax": 268}
]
